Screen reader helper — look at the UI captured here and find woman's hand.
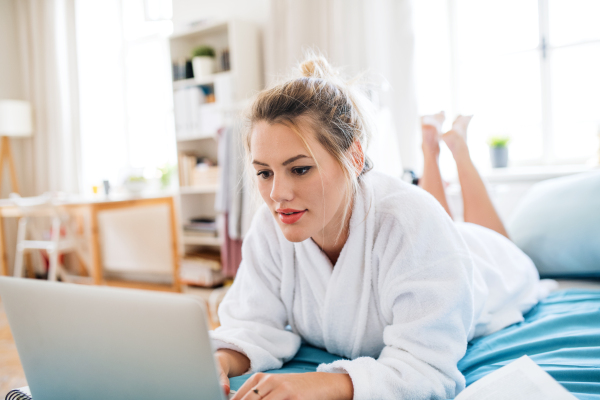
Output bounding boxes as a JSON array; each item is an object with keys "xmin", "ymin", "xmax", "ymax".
[
  {"xmin": 215, "ymin": 352, "xmax": 232, "ymax": 396},
  {"xmin": 215, "ymin": 349, "xmax": 251, "ymax": 396},
  {"xmin": 231, "ymin": 372, "xmax": 353, "ymax": 400}
]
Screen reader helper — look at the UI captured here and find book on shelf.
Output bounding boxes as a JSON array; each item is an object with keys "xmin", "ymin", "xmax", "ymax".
[
  {"xmin": 188, "ymin": 217, "xmax": 217, "ymax": 229},
  {"xmin": 180, "ymin": 266, "xmax": 224, "ymax": 287},
  {"xmin": 184, "ymin": 223, "xmax": 217, "ymax": 232},
  {"xmin": 177, "ymin": 154, "xmax": 219, "ymax": 188},
  {"xmin": 182, "ymin": 251, "xmax": 221, "ymax": 271},
  {"xmin": 184, "ymin": 217, "xmax": 217, "ymax": 237},
  {"xmin": 173, "ymin": 85, "xmax": 223, "ymax": 140},
  {"xmin": 180, "ymin": 251, "xmax": 224, "ymax": 287},
  {"xmin": 183, "ymin": 229, "xmax": 217, "ymax": 238}
]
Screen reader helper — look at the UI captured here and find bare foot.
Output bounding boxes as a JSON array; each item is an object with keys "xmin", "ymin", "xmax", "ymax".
[
  {"xmin": 421, "ymin": 111, "xmax": 445, "ymax": 157},
  {"xmin": 442, "ymin": 129, "xmax": 469, "ymax": 159},
  {"xmin": 442, "ymin": 115, "xmax": 473, "ymax": 160},
  {"xmin": 451, "ymin": 115, "xmax": 473, "ymax": 140}
]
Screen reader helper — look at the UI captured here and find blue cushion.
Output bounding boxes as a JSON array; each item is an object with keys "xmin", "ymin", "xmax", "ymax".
[
  {"xmin": 230, "ymin": 290, "xmax": 600, "ymax": 399},
  {"xmin": 507, "ymin": 171, "xmax": 600, "ymax": 278}
]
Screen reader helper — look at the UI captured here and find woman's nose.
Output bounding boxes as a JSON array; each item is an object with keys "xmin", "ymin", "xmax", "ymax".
[{"xmin": 270, "ymin": 175, "xmax": 294, "ymax": 203}]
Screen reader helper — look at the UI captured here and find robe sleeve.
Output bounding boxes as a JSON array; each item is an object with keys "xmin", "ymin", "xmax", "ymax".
[
  {"xmin": 209, "ymin": 207, "xmax": 301, "ymax": 373},
  {"xmin": 317, "ymin": 204, "xmax": 475, "ymax": 400}
]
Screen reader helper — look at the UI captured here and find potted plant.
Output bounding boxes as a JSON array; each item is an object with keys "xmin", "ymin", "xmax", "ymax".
[
  {"xmin": 124, "ymin": 175, "xmax": 147, "ymax": 195},
  {"xmin": 191, "ymin": 45, "xmax": 216, "ymax": 79},
  {"xmin": 158, "ymin": 163, "xmax": 176, "ymax": 189},
  {"xmin": 488, "ymin": 136, "xmax": 510, "ymax": 168}
]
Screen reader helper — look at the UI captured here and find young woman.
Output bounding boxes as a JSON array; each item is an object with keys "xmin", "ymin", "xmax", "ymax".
[{"xmin": 211, "ymin": 56, "xmax": 546, "ymax": 400}]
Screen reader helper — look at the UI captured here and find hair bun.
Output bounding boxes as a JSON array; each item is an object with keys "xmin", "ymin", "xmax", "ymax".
[{"xmin": 299, "ymin": 56, "xmax": 338, "ymax": 79}]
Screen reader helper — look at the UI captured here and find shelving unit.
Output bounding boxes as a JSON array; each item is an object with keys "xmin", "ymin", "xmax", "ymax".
[
  {"xmin": 172, "ymin": 71, "xmax": 233, "ymax": 90},
  {"xmin": 182, "ymin": 235, "xmax": 222, "ymax": 246},
  {"xmin": 178, "ymin": 184, "xmax": 218, "ymax": 195},
  {"xmin": 169, "ymin": 20, "xmax": 262, "ymax": 260}
]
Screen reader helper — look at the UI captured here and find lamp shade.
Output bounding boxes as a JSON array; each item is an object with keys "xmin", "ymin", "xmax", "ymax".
[{"xmin": 0, "ymin": 100, "xmax": 33, "ymax": 137}]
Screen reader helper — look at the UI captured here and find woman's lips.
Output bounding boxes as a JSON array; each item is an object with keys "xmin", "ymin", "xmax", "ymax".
[{"xmin": 276, "ymin": 209, "xmax": 307, "ymax": 224}]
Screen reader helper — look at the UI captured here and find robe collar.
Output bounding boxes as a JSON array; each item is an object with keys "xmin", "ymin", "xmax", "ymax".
[{"xmin": 294, "ymin": 174, "xmax": 375, "ymax": 358}]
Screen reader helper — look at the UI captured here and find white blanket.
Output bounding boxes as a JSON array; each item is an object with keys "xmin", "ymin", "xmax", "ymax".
[{"xmin": 211, "ymin": 171, "xmax": 547, "ymax": 400}]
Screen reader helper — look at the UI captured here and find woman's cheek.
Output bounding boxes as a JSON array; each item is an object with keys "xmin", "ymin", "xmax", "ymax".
[
  {"xmin": 320, "ymin": 175, "xmax": 344, "ymax": 223},
  {"xmin": 308, "ymin": 175, "xmax": 330, "ymax": 207},
  {"xmin": 257, "ymin": 179, "xmax": 273, "ymax": 204}
]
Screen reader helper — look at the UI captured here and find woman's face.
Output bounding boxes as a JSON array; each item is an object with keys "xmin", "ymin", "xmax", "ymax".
[{"xmin": 250, "ymin": 120, "xmax": 349, "ymax": 243}]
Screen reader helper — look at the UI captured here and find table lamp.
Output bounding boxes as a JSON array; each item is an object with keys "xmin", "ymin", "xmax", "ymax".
[{"xmin": 0, "ymin": 100, "xmax": 33, "ymax": 194}]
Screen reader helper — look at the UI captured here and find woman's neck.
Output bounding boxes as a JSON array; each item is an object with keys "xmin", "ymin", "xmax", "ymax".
[{"xmin": 311, "ymin": 198, "xmax": 353, "ymax": 266}]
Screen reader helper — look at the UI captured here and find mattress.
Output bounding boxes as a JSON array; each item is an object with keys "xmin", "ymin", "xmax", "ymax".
[
  {"xmin": 459, "ymin": 289, "xmax": 600, "ymax": 399},
  {"xmin": 229, "ymin": 287, "xmax": 600, "ymax": 399},
  {"xmin": 555, "ymin": 279, "xmax": 600, "ymax": 291}
]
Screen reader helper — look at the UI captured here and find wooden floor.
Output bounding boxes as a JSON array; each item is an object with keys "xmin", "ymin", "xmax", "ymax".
[{"xmin": 0, "ymin": 296, "xmax": 27, "ymax": 398}]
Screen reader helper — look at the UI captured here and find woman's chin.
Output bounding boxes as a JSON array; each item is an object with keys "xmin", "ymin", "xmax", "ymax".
[{"xmin": 278, "ymin": 223, "xmax": 312, "ymax": 243}]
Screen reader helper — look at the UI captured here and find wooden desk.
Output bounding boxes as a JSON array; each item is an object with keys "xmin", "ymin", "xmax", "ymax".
[{"xmin": 0, "ymin": 195, "xmax": 181, "ymax": 292}]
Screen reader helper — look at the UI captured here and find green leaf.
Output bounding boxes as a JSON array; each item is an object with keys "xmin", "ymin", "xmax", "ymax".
[
  {"xmin": 487, "ymin": 136, "xmax": 510, "ymax": 148},
  {"xmin": 191, "ymin": 45, "xmax": 216, "ymax": 58}
]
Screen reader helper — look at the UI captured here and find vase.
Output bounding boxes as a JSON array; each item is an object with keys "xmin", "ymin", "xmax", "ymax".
[
  {"xmin": 490, "ymin": 146, "xmax": 508, "ymax": 168},
  {"xmin": 124, "ymin": 180, "xmax": 147, "ymax": 196},
  {"xmin": 192, "ymin": 56, "xmax": 214, "ymax": 80}
]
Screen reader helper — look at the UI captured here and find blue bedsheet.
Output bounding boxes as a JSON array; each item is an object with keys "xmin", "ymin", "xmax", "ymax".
[
  {"xmin": 460, "ymin": 289, "xmax": 600, "ymax": 399},
  {"xmin": 230, "ymin": 289, "xmax": 600, "ymax": 398}
]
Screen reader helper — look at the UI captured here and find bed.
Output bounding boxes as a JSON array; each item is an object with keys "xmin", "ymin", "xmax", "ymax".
[
  {"xmin": 230, "ymin": 171, "xmax": 600, "ymax": 398},
  {"xmin": 230, "ymin": 284, "xmax": 600, "ymax": 399}
]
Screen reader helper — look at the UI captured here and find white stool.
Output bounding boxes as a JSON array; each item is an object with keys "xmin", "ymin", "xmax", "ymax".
[{"xmin": 11, "ymin": 193, "xmax": 77, "ymax": 281}]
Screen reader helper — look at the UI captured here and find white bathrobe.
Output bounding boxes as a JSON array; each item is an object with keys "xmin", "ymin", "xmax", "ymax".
[{"xmin": 210, "ymin": 171, "xmax": 547, "ymax": 400}]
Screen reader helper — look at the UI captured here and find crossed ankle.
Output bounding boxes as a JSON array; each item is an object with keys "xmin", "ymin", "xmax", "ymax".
[{"xmin": 422, "ymin": 144, "xmax": 440, "ymax": 159}]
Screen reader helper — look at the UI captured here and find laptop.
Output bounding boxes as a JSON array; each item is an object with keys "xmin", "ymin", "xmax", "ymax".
[{"xmin": 0, "ymin": 276, "xmax": 230, "ymax": 400}]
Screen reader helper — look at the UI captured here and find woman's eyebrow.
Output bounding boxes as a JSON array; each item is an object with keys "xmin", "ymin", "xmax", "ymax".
[
  {"xmin": 282, "ymin": 154, "xmax": 310, "ymax": 165},
  {"xmin": 252, "ymin": 154, "xmax": 311, "ymax": 167}
]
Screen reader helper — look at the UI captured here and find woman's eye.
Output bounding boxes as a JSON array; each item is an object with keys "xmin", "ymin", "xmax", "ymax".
[
  {"xmin": 292, "ymin": 166, "xmax": 312, "ymax": 176},
  {"xmin": 257, "ymin": 170, "xmax": 272, "ymax": 179}
]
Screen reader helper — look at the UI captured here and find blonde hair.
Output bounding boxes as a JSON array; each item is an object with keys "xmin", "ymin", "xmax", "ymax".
[{"xmin": 244, "ymin": 54, "xmax": 376, "ymax": 240}]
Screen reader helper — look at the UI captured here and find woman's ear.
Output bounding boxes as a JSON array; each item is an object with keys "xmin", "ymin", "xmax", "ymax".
[{"xmin": 350, "ymin": 140, "xmax": 365, "ymax": 177}]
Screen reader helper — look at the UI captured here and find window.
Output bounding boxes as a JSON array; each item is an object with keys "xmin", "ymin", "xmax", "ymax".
[
  {"xmin": 75, "ymin": 0, "xmax": 176, "ymax": 194},
  {"xmin": 414, "ymin": 0, "xmax": 600, "ymax": 171}
]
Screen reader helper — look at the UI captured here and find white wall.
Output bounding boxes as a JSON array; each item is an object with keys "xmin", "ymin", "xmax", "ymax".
[
  {"xmin": 0, "ymin": 0, "xmax": 24, "ymax": 272},
  {"xmin": 0, "ymin": 0, "xmax": 22, "ymax": 100},
  {"xmin": 0, "ymin": 0, "xmax": 29, "ymax": 200},
  {"xmin": 172, "ymin": 0, "xmax": 270, "ymax": 32}
]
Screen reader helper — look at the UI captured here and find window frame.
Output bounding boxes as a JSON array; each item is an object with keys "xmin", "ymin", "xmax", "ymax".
[{"xmin": 447, "ymin": 0, "xmax": 600, "ymax": 166}]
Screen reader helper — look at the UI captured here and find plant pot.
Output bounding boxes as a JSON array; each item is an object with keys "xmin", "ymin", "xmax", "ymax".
[
  {"xmin": 124, "ymin": 180, "xmax": 147, "ymax": 195},
  {"xmin": 490, "ymin": 146, "xmax": 508, "ymax": 168},
  {"xmin": 192, "ymin": 56, "xmax": 214, "ymax": 79}
]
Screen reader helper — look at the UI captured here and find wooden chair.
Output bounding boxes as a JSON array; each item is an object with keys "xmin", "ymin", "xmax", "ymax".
[{"xmin": 11, "ymin": 193, "xmax": 78, "ymax": 281}]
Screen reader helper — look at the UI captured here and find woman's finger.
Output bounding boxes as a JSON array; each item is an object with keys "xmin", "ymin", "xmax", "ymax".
[
  {"xmin": 220, "ymin": 369, "xmax": 231, "ymax": 395},
  {"xmin": 231, "ymin": 373, "xmax": 261, "ymax": 400},
  {"xmin": 215, "ymin": 355, "xmax": 231, "ymax": 395},
  {"xmin": 235, "ymin": 373, "xmax": 277, "ymax": 400}
]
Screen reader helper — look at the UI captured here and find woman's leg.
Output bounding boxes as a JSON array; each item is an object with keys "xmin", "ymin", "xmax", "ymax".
[
  {"xmin": 442, "ymin": 116, "xmax": 509, "ymax": 238},
  {"xmin": 419, "ymin": 112, "xmax": 453, "ymax": 218}
]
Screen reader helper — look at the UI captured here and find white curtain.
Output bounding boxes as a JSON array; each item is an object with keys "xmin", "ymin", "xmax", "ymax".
[
  {"xmin": 15, "ymin": 0, "xmax": 82, "ymax": 196},
  {"xmin": 265, "ymin": 0, "xmax": 420, "ymax": 171}
]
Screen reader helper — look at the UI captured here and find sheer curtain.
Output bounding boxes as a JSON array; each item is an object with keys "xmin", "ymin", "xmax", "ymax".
[
  {"xmin": 75, "ymin": 0, "xmax": 176, "ymax": 194},
  {"xmin": 265, "ymin": 0, "xmax": 419, "ymax": 171},
  {"xmin": 15, "ymin": 0, "xmax": 82, "ymax": 195}
]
